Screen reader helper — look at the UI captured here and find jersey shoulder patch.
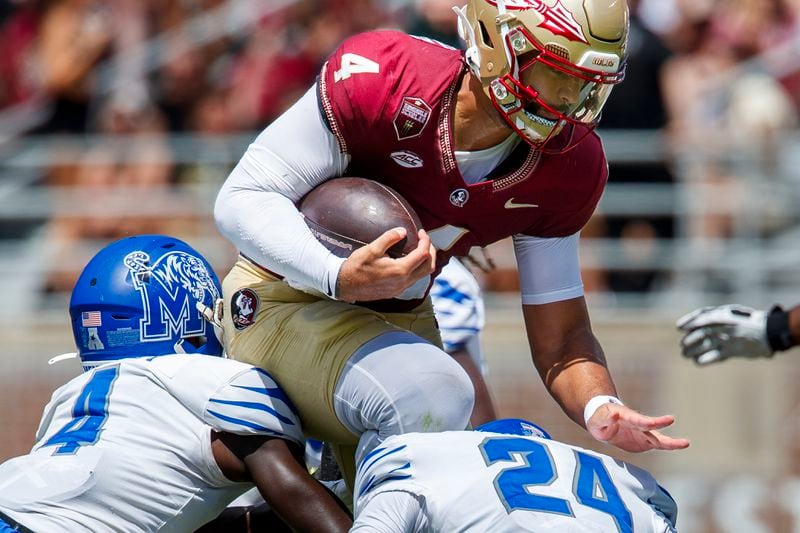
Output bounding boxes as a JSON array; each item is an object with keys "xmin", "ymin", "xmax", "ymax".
[{"xmin": 203, "ymin": 366, "xmax": 303, "ymax": 444}]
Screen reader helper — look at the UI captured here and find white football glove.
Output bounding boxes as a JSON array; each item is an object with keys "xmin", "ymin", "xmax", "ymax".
[{"xmin": 676, "ymin": 304, "xmax": 772, "ymax": 365}]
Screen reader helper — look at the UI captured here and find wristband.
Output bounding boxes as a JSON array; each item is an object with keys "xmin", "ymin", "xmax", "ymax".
[
  {"xmin": 583, "ymin": 395, "xmax": 624, "ymax": 426},
  {"xmin": 766, "ymin": 306, "xmax": 793, "ymax": 352}
]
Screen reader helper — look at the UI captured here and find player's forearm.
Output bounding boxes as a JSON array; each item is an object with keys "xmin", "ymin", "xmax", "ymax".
[
  {"xmin": 245, "ymin": 441, "xmax": 352, "ymax": 532},
  {"xmin": 253, "ymin": 471, "xmax": 352, "ymax": 532},
  {"xmin": 536, "ymin": 329, "xmax": 618, "ymax": 428},
  {"xmin": 523, "ymin": 300, "xmax": 619, "ymax": 428},
  {"xmin": 214, "ymin": 177, "xmax": 344, "ymax": 297}
]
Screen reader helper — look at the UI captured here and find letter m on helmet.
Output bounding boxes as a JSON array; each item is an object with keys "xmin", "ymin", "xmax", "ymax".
[{"xmin": 124, "ymin": 250, "xmax": 219, "ymax": 343}]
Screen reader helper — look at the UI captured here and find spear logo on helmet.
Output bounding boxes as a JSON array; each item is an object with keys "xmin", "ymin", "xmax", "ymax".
[{"xmin": 488, "ymin": 0, "xmax": 588, "ymax": 44}]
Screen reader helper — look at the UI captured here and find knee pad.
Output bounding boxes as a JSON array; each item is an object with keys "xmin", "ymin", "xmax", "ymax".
[
  {"xmin": 335, "ymin": 331, "xmax": 474, "ymax": 440},
  {"xmin": 392, "ymin": 344, "xmax": 474, "ymax": 434}
]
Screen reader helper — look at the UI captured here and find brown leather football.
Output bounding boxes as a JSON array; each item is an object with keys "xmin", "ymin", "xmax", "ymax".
[{"xmin": 299, "ymin": 177, "xmax": 422, "ymax": 258}]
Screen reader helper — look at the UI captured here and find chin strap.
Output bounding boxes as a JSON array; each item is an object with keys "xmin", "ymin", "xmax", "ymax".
[
  {"xmin": 453, "ymin": 6, "xmax": 480, "ymax": 73},
  {"xmin": 48, "ymin": 352, "xmax": 78, "ymax": 366},
  {"xmin": 173, "ymin": 340, "xmax": 187, "ymax": 354}
]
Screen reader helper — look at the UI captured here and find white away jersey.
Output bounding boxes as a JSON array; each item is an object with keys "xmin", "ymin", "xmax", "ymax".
[
  {"xmin": 430, "ymin": 258, "xmax": 486, "ymax": 371},
  {"xmin": 354, "ymin": 431, "xmax": 677, "ymax": 533},
  {"xmin": 0, "ymin": 355, "xmax": 302, "ymax": 532}
]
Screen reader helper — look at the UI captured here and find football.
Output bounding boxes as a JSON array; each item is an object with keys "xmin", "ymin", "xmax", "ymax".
[{"xmin": 299, "ymin": 177, "xmax": 423, "ymax": 258}]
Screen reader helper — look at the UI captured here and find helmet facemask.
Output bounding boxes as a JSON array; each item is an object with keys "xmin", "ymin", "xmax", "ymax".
[{"xmin": 456, "ymin": 0, "xmax": 628, "ymax": 153}]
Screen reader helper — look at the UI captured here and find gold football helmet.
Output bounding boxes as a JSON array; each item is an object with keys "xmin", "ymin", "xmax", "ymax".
[{"xmin": 455, "ymin": 0, "xmax": 629, "ymax": 151}]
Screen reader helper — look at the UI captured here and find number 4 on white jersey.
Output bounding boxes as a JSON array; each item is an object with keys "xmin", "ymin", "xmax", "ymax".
[{"xmin": 334, "ymin": 54, "xmax": 379, "ymax": 82}]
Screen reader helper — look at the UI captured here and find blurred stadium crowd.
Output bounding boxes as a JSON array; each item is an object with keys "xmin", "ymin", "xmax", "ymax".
[{"xmin": 0, "ymin": 0, "xmax": 799, "ymax": 301}]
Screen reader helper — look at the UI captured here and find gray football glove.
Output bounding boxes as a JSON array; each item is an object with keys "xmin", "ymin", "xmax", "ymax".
[{"xmin": 676, "ymin": 304, "xmax": 772, "ymax": 365}]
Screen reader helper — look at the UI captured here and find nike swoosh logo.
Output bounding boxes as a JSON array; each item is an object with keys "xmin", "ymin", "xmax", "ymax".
[{"xmin": 504, "ymin": 198, "xmax": 539, "ymax": 209}]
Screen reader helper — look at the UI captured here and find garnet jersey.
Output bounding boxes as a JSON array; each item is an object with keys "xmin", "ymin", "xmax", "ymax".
[
  {"xmin": 320, "ymin": 30, "xmax": 608, "ymax": 265},
  {"xmin": 0, "ymin": 355, "xmax": 302, "ymax": 532},
  {"xmin": 353, "ymin": 431, "xmax": 677, "ymax": 532}
]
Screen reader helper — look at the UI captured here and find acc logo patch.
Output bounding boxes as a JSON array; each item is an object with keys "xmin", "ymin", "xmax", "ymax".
[
  {"xmin": 393, "ymin": 97, "xmax": 432, "ymax": 140},
  {"xmin": 390, "ymin": 150, "xmax": 424, "ymax": 168},
  {"xmin": 231, "ymin": 288, "xmax": 259, "ymax": 330},
  {"xmin": 449, "ymin": 188, "xmax": 469, "ymax": 207}
]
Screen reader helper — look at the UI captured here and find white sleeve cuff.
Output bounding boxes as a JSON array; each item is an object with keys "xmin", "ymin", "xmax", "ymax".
[{"xmin": 520, "ymin": 285, "xmax": 584, "ymax": 305}]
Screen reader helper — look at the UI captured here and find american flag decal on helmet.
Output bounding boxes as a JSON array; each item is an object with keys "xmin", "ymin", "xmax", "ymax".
[
  {"xmin": 81, "ymin": 311, "xmax": 102, "ymax": 327},
  {"xmin": 490, "ymin": 0, "xmax": 588, "ymax": 44}
]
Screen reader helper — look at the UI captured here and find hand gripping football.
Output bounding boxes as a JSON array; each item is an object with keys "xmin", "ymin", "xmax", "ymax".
[{"xmin": 299, "ymin": 177, "xmax": 422, "ymax": 258}]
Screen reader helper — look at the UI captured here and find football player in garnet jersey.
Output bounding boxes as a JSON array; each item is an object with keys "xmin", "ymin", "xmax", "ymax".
[{"xmin": 214, "ymin": 0, "xmax": 689, "ymax": 487}]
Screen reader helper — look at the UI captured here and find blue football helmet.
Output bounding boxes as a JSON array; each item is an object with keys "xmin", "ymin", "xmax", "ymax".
[
  {"xmin": 69, "ymin": 235, "xmax": 223, "ymax": 371},
  {"xmin": 475, "ymin": 418, "xmax": 551, "ymax": 440}
]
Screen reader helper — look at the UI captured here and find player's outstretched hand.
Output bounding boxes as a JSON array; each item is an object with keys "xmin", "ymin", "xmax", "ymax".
[
  {"xmin": 587, "ymin": 403, "xmax": 690, "ymax": 453},
  {"xmin": 337, "ymin": 228, "xmax": 435, "ymax": 302},
  {"xmin": 676, "ymin": 304, "xmax": 772, "ymax": 365}
]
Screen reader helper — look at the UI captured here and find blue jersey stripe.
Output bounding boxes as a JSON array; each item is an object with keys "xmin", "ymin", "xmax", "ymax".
[
  {"xmin": 208, "ymin": 398, "xmax": 296, "ymax": 426},
  {"xmin": 359, "ymin": 444, "xmax": 407, "ymax": 474},
  {"xmin": 207, "ymin": 409, "xmax": 287, "ymax": 435},
  {"xmin": 443, "ymin": 341, "xmax": 466, "ymax": 352},
  {"xmin": 431, "ymin": 280, "xmax": 472, "ymax": 304},
  {"xmin": 234, "ymin": 369, "xmax": 300, "ymax": 415},
  {"xmin": 360, "ymin": 474, "xmax": 379, "ymax": 498},
  {"xmin": 359, "ymin": 445, "xmax": 388, "ymax": 470},
  {"xmin": 306, "ymin": 438, "xmax": 323, "ymax": 452},
  {"xmin": 442, "ymin": 326, "xmax": 480, "ymax": 334},
  {"xmin": 359, "ymin": 462, "xmax": 412, "ymax": 498},
  {"xmin": 370, "ymin": 472, "xmax": 413, "ymax": 493}
]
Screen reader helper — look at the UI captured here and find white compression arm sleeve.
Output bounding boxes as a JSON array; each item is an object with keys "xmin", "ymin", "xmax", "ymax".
[
  {"xmin": 214, "ymin": 84, "xmax": 350, "ymax": 297},
  {"xmin": 513, "ymin": 233, "xmax": 584, "ymax": 305}
]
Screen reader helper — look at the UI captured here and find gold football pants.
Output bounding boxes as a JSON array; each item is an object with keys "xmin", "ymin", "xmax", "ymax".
[{"xmin": 221, "ymin": 256, "xmax": 442, "ymax": 483}]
